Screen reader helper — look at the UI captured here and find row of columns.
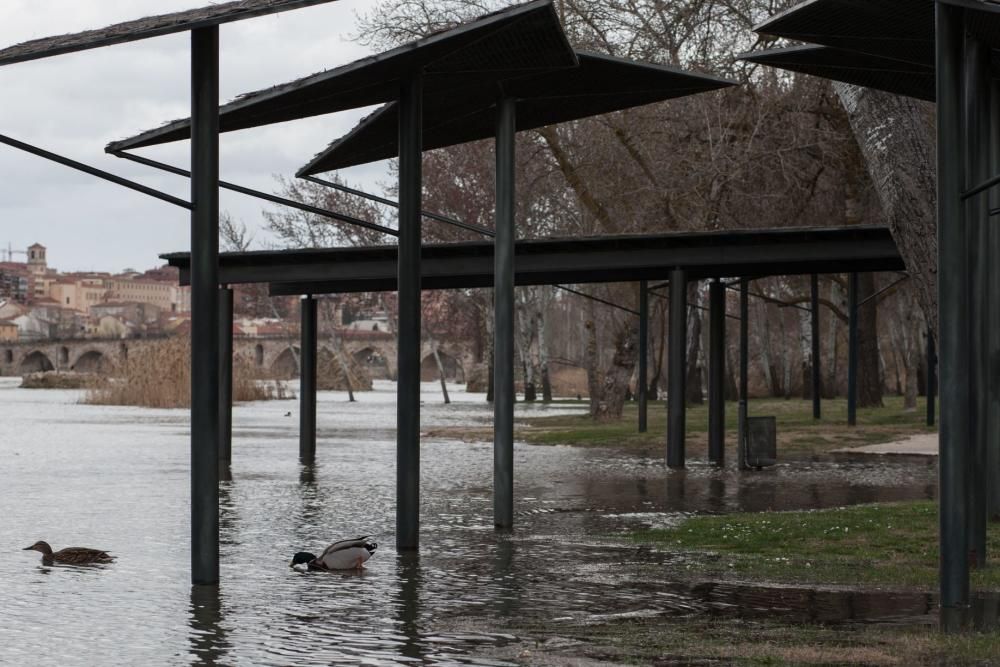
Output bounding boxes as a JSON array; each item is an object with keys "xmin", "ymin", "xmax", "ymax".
[
  {"xmin": 635, "ymin": 273, "xmax": 936, "ymax": 469},
  {"xmin": 936, "ymin": 4, "xmax": 1000, "ymax": 617}
]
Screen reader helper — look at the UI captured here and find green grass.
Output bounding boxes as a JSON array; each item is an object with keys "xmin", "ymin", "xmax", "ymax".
[
  {"xmin": 630, "ymin": 501, "xmax": 1000, "ymax": 590},
  {"xmin": 520, "ymin": 395, "xmax": 936, "ymax": 458}
]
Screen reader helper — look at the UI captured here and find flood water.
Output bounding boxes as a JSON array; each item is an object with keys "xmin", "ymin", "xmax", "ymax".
[{"xmin": 0, "ymin": 378, "xmax": 956, "ymax": 665}]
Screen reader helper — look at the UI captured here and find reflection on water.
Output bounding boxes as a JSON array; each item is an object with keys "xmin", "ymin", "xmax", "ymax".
[{"xmin": 0, "ymin": 378, "xmax": 970, "ymax": 665}]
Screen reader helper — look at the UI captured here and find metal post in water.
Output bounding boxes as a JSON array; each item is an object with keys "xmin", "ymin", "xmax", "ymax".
[
  {"xmin": 190, "ymin": 26, "xmax": 220, "ymax": 586},
  {"xmin": 299, "ymin": 296, "xmax": 318, "ymax": 464},
  {"xmin": 738, "ymin": 278, "xmax": 749, "ymax": 471},
  {"xmin": 397, "ymin": 75, "xmax": 423, "ymax": 550},
  {"xmin": 810, "ymin": 274, "xmax": 821, "ymax": 420},
  {"xmin": 708, "ymin": 278, "xmax": 725, "ymax": 465},
  {"xmin": 638, "ymin": 280, "xmax": 649, "ymax": 434},
  {"xmin": 937, "ymin": 1, "xmax": 971, "ymax": 616},
  {"xmin": 666, "ymin": 268, "xmax": 687, "ymax": 468},
  {"xmin": 494, "ymin": 96, "xmax": 516, "ymax": 530},
  {"xmin": 966, "ymin": 28, "xmax": 990, "ymax": 568},
  {"xmin": 218, "ymin": 286, "xmax": 233, "ymax": 473},
  {"xmin": 847, "ymin": 272, "xmax": 858, "ymax": 427}
]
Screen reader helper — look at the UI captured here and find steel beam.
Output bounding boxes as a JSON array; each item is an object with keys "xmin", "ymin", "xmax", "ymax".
[
  {"xmin": 218, "ymin": 286, "xmax": 233, "ymax": 473},
  {"xmin": 190, "ymin": 26, "xmax": 220, "ymax": 587},
  {"xmin": 638, "ymin": 280, "xmax": 649, "ymax": 434},
  {"xmin": 666, "ymin": 268, "xmax": 687, "ymax": 468},
  {"xmin": 396, "ymin": 75, "xmax": 423, "ymax": 551},
  {"xmin": 300, "ymin": 296, "xmax": 318, "ymax": 464},
  {"xmin": 847, "ymin": 272, "xmax": 858, "ymax": 427},
  {"xmin": 967, "ymin": 28, "xmax": 990, "ymax": 568},
  {"xmin": 738, "ymin": 278, "xmax": 749, "ymax": 470},
  {"xmin": 938, "ymin": 2, "xmax": 971, "ymax": 614},
  {"xmin": 494, "ymin": 96, "xmax": 516, "ymax": 530},
  {"xmin": 989, "ymin": 79, "xmax": 1000, "ymax": 523},
  {"xmin": 708, "ymin": 279, "xmax": 725, "ymax": 465},
  {"xmin": 811, "ymin": 274, "xmax": 821, "ymax": 419}
]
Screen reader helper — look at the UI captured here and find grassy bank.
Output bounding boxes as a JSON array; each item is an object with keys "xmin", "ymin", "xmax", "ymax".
[
  {"xmin": 519, "ymin": 395, "xmax": 935, "ymax": 458},
  {"xmin": 630, "ymin": 501, "xmax": 1000, "ymax": 590}
]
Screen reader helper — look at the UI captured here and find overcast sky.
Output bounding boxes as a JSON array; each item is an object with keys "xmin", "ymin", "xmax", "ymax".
[{"xmin": 0, "ymin": 0, "xmax": 391, "ymax": 273}]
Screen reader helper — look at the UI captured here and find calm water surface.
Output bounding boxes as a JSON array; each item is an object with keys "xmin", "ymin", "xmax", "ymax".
[{"xmin": 0, "ymin": 378, "xmax": 943, "ymax": 665}]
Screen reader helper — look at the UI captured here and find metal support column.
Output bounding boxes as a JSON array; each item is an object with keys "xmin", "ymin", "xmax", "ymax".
[
  {"xmin": 190, "ymin": 26, "xmax": 220, "ymax": 587},
  {"xmin": 708, "ymin": 279, "xmax": 725, "ymax": 465},
  {"xmin": 638, "ymin": 280, "xmax": 649, "ymax": 434},
  {"xmin": 738, "ymin": 278, "xmax": 749, "ymax": 471},
  {"xmin": 810, "ymin": 274, "xmax": 821, "ymax": 420},
  {"xmin": 494, "ymin": 96, "xmax": 516, "ymax": 530},
  {"xmin": 938, "ymin": 1, "xmax": 971, "ymax": 614},
  {"xmin": 218, "ymin": 286, "xmax": 233, "ymax": 473},
  {"xmin": 299, "ymin": 296, "xmax": 318, "ymax": 464},
  {"xmin": 847, "ymin": 272, "xmax": 858, "ymax": 427},
  {"xmin": 989, "ymin": 79, "xmax": 1000, "ymax": 523},
  {"xmin": 666, "ymin": 268, "xmax": 687, "ymax": 468},
  {"xmin": 967, "ymin": 28, "xmax": 990, "ymax": 568},
  {"xmin": 397, "ymin": 75, "xmax": 423, "ymax": 550}
]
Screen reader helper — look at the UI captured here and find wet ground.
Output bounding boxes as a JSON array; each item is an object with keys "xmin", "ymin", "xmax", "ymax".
[{"xmin": 0, "ymin": 378, "xmax": 963, "ymax": 665}]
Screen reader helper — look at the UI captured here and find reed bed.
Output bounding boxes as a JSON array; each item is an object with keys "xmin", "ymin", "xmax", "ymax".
[{"xmin": 85, "ymin": 336, "xmax": 292, "ymax": 409}]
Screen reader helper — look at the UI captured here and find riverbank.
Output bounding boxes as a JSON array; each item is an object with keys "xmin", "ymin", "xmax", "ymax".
[{"xmin": 513, "ymin": 396, "xmax": 936, "ymax": 459}]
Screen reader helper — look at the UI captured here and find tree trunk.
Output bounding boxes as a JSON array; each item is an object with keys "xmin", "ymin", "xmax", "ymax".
[
  {"xmin": 685, "ymin": 283, "xmax": 704, "ymax": 405},
  {"xmin": 857, "ymin": 273, "xmax": 884, "ymax": 408},
  {"xmin": 537, "ymin": 307, "xmax": 553, "ymax": 403},
  {"xmin": 591, "ymin": 318, "xmax": 640, "ymax": 421},
  {"xmin": 430, "ymin": 338, "xmax": 450, "ymax": 405},
  {"xmin": 833, "ymin": 83, "xmax": 938, "ymax": 334}
]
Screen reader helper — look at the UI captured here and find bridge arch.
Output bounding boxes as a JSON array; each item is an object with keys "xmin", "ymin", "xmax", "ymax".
[
  {"xmin": 58, "ymin": 346, "xmax": 70, "ymax": 366},
  {"xmin": 352, "ymin": 346, "xmax": 391, "ymax": 380},
  {"xmin": 254, "ymin": 343, "xmax": 264, "ymax": 367},
  {"xmin": 421, "ymin": 348, "xmax": 464, "ymax": 382},
  {"xmin": 72, "ymin": 350, "xmax": 109, "ymax": 374},
  {"xmin": 271, "ymin": 346, "xmax": 301, "ymax": 379},
  {"xmin": 20, "ymin": 350, "xmax": 55, "ymax": 374}
]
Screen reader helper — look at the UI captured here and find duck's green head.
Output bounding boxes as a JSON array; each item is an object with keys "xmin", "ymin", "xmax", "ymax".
[{"xmin": 290, "ymin": 552, "xmax": 316, "ymax": 568}]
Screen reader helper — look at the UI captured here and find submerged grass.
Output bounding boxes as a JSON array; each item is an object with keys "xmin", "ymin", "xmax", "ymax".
[
  {"xmin": 519, "ymin": 395, "xmax": 935, "ymax": 457},
  {"xmin": 630, "ymin": 501, "xmax": 1000, "ymax": 590}
]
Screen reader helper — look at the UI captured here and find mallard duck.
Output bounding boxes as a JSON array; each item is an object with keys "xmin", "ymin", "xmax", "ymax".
[
  {"xmin": 290, "ymin": 536, "xmax": 377, "ymax": 571},
  {"xmin": 23, "ymin": 540, "xmax": 114, "ymax": 565}
]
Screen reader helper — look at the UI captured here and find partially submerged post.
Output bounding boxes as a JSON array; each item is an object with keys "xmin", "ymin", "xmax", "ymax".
[
  {"xmin": 299, "ymin": 296, "xmax": 318, "ymax": 464},
  {"xmin": 494, "ymin": 97, "xmax": 516, "ymax": 529},
  {"xmin": 397, "ymin": 75, "xmax": 423, "ymax": 549},
  {"xmin": 667, "ymin": 268, "xmax": 687, "ymax": 468}
]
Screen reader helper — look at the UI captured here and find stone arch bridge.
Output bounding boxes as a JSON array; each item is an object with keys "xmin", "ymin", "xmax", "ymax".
[{"xmin": 0, "ymin": 331, "xmax": 475, "ymax": 382}]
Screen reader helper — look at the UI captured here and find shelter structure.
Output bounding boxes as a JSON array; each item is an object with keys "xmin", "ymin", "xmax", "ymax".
[
  {"xmin": 113, "ymin": 0, "xmax": 737, "ymax": 540},
  {"xmin": 161, "ymin": 225, "xmax": 906, "ymax": 509},
  {"xmin": 0, "ymin": 0, "xmax": 348, "ymax": 587},
  {"xmin": 741, "ymin": 0, "xmax": 1000, "ymax": 626}
]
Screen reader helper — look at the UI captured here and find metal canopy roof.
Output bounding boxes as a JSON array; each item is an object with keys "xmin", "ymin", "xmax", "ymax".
[
  {"xmin": 161, "ymin": 226, "xmax": 904, "ymax": 293},
  {"xmin": 107, "ymin": 0, "xmax": 577, "ymax": 152},
  {"xmin": 298, "ymin": 51, "xmax": 734, "ymax": 175},
  {"xmin": 741, "ymin": 45, "xmax": 935, "ymax": 102},
  {"xmin": 0, "ymin": 0, "xmax": 337, "ymax": 67}
]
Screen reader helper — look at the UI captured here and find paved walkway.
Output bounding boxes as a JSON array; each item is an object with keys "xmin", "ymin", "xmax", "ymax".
[{"xmin": 833, "ymin": 432, "xmax": 938, "ymax": 457}]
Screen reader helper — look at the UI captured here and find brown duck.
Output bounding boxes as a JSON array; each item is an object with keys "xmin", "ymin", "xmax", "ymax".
[{"xmin": 23, "ymin": 540, "xmax": 114, "ymax": 565}]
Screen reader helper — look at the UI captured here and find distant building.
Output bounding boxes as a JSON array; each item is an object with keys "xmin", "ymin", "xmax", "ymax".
[{"xmin": 0, "ymin": 319, "xmax": 17, "ymax": 342}]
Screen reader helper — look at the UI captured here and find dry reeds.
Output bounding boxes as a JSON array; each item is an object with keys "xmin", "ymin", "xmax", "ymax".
[{"xmin": 85, "ymin": 335, "xmax": 292, "ymax": 409}]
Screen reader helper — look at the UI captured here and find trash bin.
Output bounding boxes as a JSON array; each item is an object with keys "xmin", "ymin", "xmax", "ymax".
[{"xmin": 745, "ymin": 416, "xmax": 777, "ymax": 469}]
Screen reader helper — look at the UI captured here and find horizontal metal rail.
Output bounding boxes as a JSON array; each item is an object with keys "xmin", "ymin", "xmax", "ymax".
[
  {"xmin": 0, "ymin": 133, "xmax": 191, "ymax": 209},
  {"xmin": 963, "ymin": 172, "xmax": 1000, "ymax": 200},
  {"xmin": 111, "ymin": 150, "xmax": 397, "ymax": 237},
  {"xmin": 648, "ymin": 287, "xmax": 742, "ymax": 321},
  {"xmin": 556, "ymin": 284, "xmax": 639, "ymax": 315},
  {"xmin": 302, "ymin": 175, "xmax": 495, "ymax": 239},
  {"xmin": 724, "ymin": 283, "xmax": 812, "ymax": 313},
  {"xmin": 857, "ymin": 273, "xmax": 910, "ymax": 307}
]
